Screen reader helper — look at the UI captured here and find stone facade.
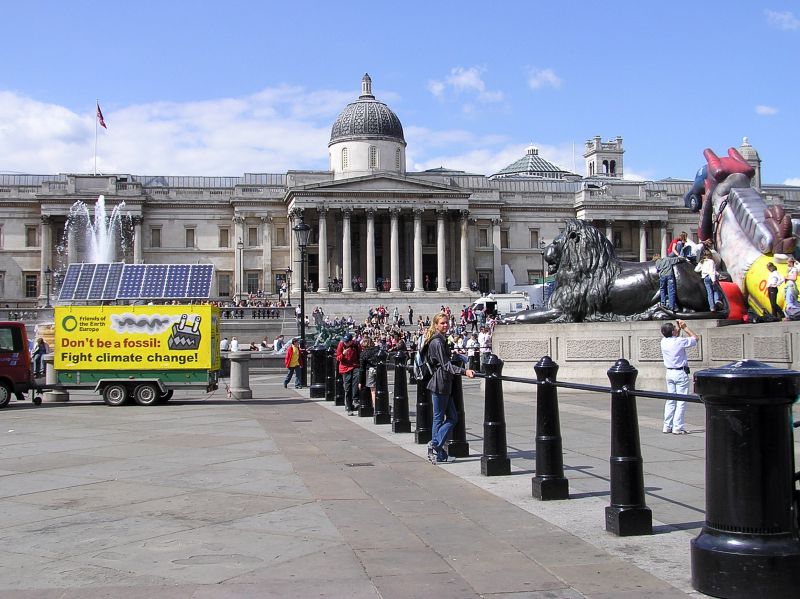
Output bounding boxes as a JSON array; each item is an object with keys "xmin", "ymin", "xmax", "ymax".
[{"xmin": 1, "ymin": 76, "xmax": 799, "ymax": 305}]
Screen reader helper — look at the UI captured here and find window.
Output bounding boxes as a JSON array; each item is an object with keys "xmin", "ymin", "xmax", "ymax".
[
  {"xmin": 219, "ymin": 228, "xmax": 230, "ymax": 248},
  {"xmin": 395, "ymin": 148, "xmax": 401, "ymax": 170},
  {"xmin": 478, "ymin": 228, "xmax": 489, "ymax": 247},
  {"xmin": 246, "ymin": 272, "xmax": 259, "ymax": 294},
  {"xmin": 185, "ymin": 228, "xmax": 195, "ymax": 248},
  {"xmin": 613, "ymin": 231, "xmax": 623, "ymax": 249},
  {"xmin": 425, "ymin": 225, "xmax": 436, "ymax": 245},
  {"xmin": 248, "ymin": 226, "xmax": 258, "ymax": 246},
  {"xmin": 369, "ymin": 146, "xmax": 378, "ymax": 169},
  {"xmin": 218, "ymin": 273, "xmax": 231, "ymax": 297},
  {"xmin": 276, "ymin": 227, "xmax": 287, "ymax": 246},
  {"xmin": 527, "ymin": 270, "xmax": 542, "ymax": 285},
  {"xmin": 151, "ymin": 228, "xmax": 162, "ymax": 248},
  {"xmin": 25, "ymin": 226, "xmax": 38, "ymax": 247},
  {"xmin": 341, "ymin": 147, "xmax": 349, "ymax": 170},
  {"xmin": 500, "ymin": 230, "xmax": 509, "ymax": 249},
  {"xmin": 529, "ymin": 229, "xmax": 540, "ymax": 249},
  {"xmin": 25, "ymin": 273, "xmax": 38, "ymax": 298},
  {"xmin": 478, "ymin": 271, "xmax": 491, "ymax": 294}
]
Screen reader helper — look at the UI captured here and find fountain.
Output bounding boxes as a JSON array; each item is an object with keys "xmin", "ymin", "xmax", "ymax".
[{"xmin": 63, "ymin": 195, "xmax": 130, "ymax": 264}]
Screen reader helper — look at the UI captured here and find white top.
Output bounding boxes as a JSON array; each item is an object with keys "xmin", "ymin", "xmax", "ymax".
[
  {"xmin": 661, "ymin": 335, "xmax": 697, "ymax": 368},
  {"xmin": 477, "ymin": 331, "xmax": 492, "ymax": 353},
  {"xmin": 767, "ymin": 270, "xmax": 785, "ymax": 288},
  {"xmin": 230, "ymin": 338, "xmax": 239, "ymax": 352},
  {"xmin": 694, "ymin": 258, "xmax": 717, "ymax": 281}
]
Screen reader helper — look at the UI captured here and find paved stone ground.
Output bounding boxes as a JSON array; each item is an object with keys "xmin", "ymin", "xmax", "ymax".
[{"xmin": 1, "ymin": 371, "xmax": 797, "ymax": 598}]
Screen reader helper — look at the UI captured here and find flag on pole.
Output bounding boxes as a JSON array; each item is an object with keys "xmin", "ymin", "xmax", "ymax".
[{"xmin": 96, "ymin": 102, "xmax": 107, "ymax": 129}]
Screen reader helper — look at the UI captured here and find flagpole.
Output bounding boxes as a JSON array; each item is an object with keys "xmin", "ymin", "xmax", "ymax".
[{"xmin": 94, "ymin": 99, "xmax": 98, "ymax": 176}]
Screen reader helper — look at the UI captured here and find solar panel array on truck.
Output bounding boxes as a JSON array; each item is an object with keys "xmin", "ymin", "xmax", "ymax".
[{"xmin": 56, "ymin": 263, "xmax": 213, "ymax": 302}]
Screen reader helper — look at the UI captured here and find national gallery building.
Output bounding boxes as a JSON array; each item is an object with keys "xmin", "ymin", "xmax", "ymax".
[{"xmin": 1, "ymin": 74, "xmax": 799, "ymax": 305}]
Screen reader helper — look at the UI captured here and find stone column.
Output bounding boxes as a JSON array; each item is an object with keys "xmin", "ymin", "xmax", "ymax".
[
  {"xmin": 228, "ymin": 352, "xmax": 252, "ymax": 399},
  {"xmin": 289, "ymin": 208, "xmax": 302, "ymax": 294},
  {"xmin": 342, "ymin": 208, "xmax": 353, "ymax": 292},
  {"xmin": 492, "ymin": 217, "xmax": 502, "ymax": 291},
  {"xmin": 39, "ymin": 215, "xmax": 52, "ymax": 287},
  {"xmin": 639, "ymin": 220, "xmax": 648, "ymax": 262},
  {"xmin": 261, "ymin": 215, "xmax": 273, "ymax": 293},
  {"xmin": 413, "ymin": 208, "xmax": 424, "ymax": 292},
  {"xmin": 437, "ymin": 208, "xmax": 447, "ymax": 292},
  {"xmin": 131, "ymin": 215, "xmax": 143, "ymax": 264},
  {"xmin": 660, "ymin": 220, "xmax": 668, "ymax": 257},
  {"xmin": 233, "ymin": 215, "xmax": 245, "ymax": 300},
  {"xmin": 389, "ymin": 208, "xmax": 401, "ymax": 292},
  {"xmin": 366, "ymin": 208, "xmax": 377, "ymax": 292},
  {"xmin": 317, "ymin": 206, "xmax": 328, "ymax": 293},
  {"xmin": 43, "ymin": 354, "xmax": 69, "ymax": 402},
  {"xmin": 605, "ymin": 219, "xmax": 614, "ymax": 242},
  {"xmin": 459, "ymin": 210, "xmax": 470, "ymax": 292}
]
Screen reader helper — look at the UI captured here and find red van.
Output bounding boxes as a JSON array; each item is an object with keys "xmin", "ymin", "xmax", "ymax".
[{"xmin": 0, "ymin": 322, "xmax": 34, "ymax": 408}]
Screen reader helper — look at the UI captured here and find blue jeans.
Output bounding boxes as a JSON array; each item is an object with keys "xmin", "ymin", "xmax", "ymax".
[
  {"xmin": 703, "ymin": 277, "xmax": 718, "ymax": 310},
  {"xmin": 431, "ymin": 391, "xmax": 458, "ymax": 460},
  {"xmin": 284, "ymin": 366, "xmax": 302, "ymax": 388},
  {"xmin": 659, "ymin": 275, "xmax": 676, "ymax": 309},
  {"xmin": 664, "ymin": 369, "xmax": 689, "ymax": 432}
]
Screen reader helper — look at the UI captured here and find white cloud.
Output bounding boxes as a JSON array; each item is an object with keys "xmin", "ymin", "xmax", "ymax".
[
  {"xmin": 427, "ymin": 66, "xmax": 504, "ymax": 104},
  {"xmin": 527, "ymin": 67, "xmax": 562, "ymax": 90},
  {"xmin": 784, "ymin": 177, "xmax": 800, "ymax": 186},
  {"xmin": 755, "ymin": 104, "xmax": 778, "ymax": 116},
  {"xmin": 765, "ymin": 9, "xmax": 800, "ymax": 30},
  {"xmin": 0, "ymin": 88, "xmax": 352, "ymax": 175}
]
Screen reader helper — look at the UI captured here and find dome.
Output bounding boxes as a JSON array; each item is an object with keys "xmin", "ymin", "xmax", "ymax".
[
  {"xmin": 491, "ymin": 144, "xmax": 573, "ymax": 179},
  {"xmin": 329, "ymin": 74, "xmax": 406, "ymax": 146},
  {"xmin": 738, "ymin": 136, "xmax": 760, "ymax": 161}
]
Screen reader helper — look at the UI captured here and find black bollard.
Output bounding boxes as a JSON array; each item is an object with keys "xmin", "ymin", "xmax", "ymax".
[
  {"xmin": 358, "ymin": 363, "xmax": 374, "ymax": 417},
  {"xmin": 413, "ymin": 376, "xmax": 432, "ymax": 444},
  {"xmin": 468, "ymin": 351, "xmax": 480, "ymax": 373},
  {"xmin": 481, "ymin": 354, "xmax": 510, "ymax": 476},
  {"xmin": 300, "ymin": 342, "xmax": 308, "ymax": 388},
  {"xmin": 532, "ymin": 356, "xmax": 569, "ymax": 500},
  {"xmin": 606, "ymin": 359, "xmax": 651, "ymax": 536},
  {"xmin": 391, "ymin": 347, "xmax": 412, "ymax": 433},
  {"xmin": 325, "ymin": 347, "xmax": 335, "ymax": 402},
  {"xmin": 309, "ymin": 344, "xmax": 327, "ymax": 398},
  {"xmin": 334, "ymin": 369, "xmax": 345, "ymax": 407},
  {"xmin": 445, "ymin": 358, "xmax": 469, "ymax": 458},
  {"xmin": 691, "ymin": 360, "xmax": 800, "ymax": 599},
  {"xmin": 373, "ymin": 350, "xmax": 391, "ymax": 425}
]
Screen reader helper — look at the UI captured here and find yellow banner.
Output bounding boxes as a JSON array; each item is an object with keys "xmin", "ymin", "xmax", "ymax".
[{"xmin": 55, "ymin": 305, "xmax": 220, "ymax": 371}]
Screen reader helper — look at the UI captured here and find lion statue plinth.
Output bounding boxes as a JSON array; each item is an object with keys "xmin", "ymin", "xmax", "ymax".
[{"xmin": 506, "ymin": 219, "xmax": 727, "ymax": 323}]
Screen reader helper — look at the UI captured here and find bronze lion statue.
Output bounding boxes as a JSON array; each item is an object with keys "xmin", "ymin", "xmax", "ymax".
[{"xmin": 506, "ymin": 219, "xmax": 728, "ymax": 323}]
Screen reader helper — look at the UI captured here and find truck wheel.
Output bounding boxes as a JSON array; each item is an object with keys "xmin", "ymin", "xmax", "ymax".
[
  {"xmin": 134, "ymin": 384, "xmax": 159, "ymax": 406},
  {"xmin": 0, "ymin": 382, "xmax": 11, "ymax": 408},
  {"xmin": 33, "ymin": 395, "xmax": 42, "ymax": 406},
  {"xmin": 158, "ymin": 389, "xmax": 174, "ymax": 403},
  {"xmin": 103, "ymin": 384, "xmax": 129, "ymax": 406}
]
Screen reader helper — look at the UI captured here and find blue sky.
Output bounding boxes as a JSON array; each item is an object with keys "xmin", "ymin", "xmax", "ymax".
[{"xmin": 1, "ymin": 1, "xmax": 798, "ymax": 184}]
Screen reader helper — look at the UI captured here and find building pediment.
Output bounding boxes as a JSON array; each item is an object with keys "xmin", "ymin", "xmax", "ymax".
[{"xmin": 288, "ymin": 173, "xmax": 465, "ymax": 196}]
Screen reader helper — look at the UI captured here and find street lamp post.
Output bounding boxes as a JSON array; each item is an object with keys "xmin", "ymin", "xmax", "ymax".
[
  {"xmin": 236, "ymin": 238, "xmax": 244, "ymax": 303},
  {"xmin": 293, "ymin": 215, "xmax": 312, "ymax": 387},
  {"xmin": 285, "ymin": 267, "xmax": 292, "ymax": 307},
  {"xmin": 44, "ymin": 266, "xmax": 52, "ymax": 309}
]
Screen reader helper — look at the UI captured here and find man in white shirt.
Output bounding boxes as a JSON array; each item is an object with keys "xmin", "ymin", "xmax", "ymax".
[
  {"xmin": 273, "ymin": 335, "xmax": 285, "ymax": 353},
  {"xmin": 229, "ymin": 336, "xmax": 239, "ymax": 352},
  {"xmin": 220, "ymin": 337, "xmax": 229, "ymax": 351},
  {"xmin": 660, "ymin": 319, "xmax": 698, "ymax": 435},
  {"xmin": 477, "ymin": 326, "xmax": 491, "ymax": 372}
]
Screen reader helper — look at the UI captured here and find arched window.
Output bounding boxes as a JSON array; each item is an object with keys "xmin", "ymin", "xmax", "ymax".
[
  {"xmin": 602, "ymin": 160, "xmax": 609, "ymax": 174},
  {"xmin": 395, "ymin": 148, "xmax": 401, "ymax": 170},
  {"xmin": 610, "ymin": 160, "xmax": 616, "ymax": 175},
  {"xmin": 369, "ymin": 146, "xmax": 378, "ymax": 169},
  {"xmin": 341, "ymin": 147, "xmax": 349, "ymax": 170}
]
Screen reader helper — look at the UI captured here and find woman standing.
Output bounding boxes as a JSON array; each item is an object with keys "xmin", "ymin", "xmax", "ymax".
[
  {"xmin": 358, "ymin": 337, "xmax": 381, "ymax": 409},
  {"xmin": 422, "ymin": 313, "xmax": 475, "ymax": 464},
  {"xmin": 766, "ymin": 262, "xmax": 785, "ymax": 319},
  {"xmin": 694, "ymin": 250, "xmax": 720, "ymax": 312}
]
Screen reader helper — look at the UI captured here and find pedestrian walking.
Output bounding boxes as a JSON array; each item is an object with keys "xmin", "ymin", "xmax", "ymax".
[
  {"xmin": 283, "ymin": 337, "xmax": 304, "ymax": 389},
  {"xmin": 422, "ymin": 313, "xmax": 475, "ymax": 464},
  {"xmin": 336, "ymin": 333, "xmax": 361, "ymax": 414}
]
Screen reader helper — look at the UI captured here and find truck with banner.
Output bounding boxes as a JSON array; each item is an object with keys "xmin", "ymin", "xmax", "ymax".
[{"xmin": 54, "ymin": 305, "xmax": 220, "ymax": 405}]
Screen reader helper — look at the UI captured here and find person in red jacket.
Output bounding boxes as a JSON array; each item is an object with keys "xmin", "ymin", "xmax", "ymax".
[
  {"xmin": 283, "ymin": 337, "xmax": 304, "ymax": 389},
  {"xmin": 336, "ymin": 333, "xmax": 361, "ymax": 415}
]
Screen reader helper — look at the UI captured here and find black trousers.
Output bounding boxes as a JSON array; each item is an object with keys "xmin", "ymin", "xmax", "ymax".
[{"xmin": 342, "ymin": 368, "xmax": 360, "ymax": 410}]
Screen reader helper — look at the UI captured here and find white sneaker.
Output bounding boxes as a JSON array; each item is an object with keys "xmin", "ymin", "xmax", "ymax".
[{"xmin": 662, "ymin": 428, "xmax": 672, "ymax": 434}]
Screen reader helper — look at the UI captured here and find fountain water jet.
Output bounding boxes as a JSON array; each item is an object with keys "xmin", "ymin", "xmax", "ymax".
[{"xmin": 63, "ymin": 195, "xmax": 129, "ymax": 264}]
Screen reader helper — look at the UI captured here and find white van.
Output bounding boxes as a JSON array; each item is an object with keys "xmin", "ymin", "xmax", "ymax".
[{"xmin": 471, "ymin": 293, "xmax": 530, "ymax": 318}]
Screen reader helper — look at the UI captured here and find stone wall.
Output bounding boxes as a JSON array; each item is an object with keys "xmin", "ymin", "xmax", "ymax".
[{"xmin": 492, "ymin": 320, "xmax": 800, "ymax": 392}]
